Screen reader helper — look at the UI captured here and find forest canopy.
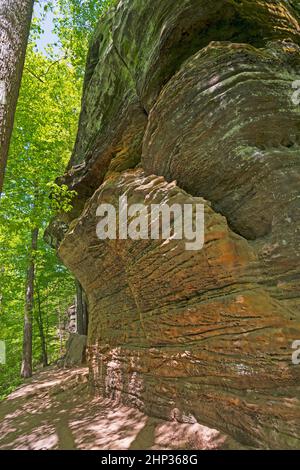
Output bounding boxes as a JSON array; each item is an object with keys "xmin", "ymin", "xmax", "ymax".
[{"xmin": 0, "ymin": 0, "xmax": 115, "ymax": 398}]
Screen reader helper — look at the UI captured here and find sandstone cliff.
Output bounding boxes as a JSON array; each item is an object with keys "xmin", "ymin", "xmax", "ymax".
[{"xmin": 52, "ymin": 0, "xmax": 300, "ymax": 449}]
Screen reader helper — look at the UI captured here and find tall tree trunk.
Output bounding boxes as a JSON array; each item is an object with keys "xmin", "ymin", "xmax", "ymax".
[
  {"xmin": 75, "ymin": 280, "xmax": 88, "ymax": 335},
  {"xmin": 0, "ymin": 0, "xmax": 34, "ymax": 194},
  {"xmin": 36, "ymin": 285, "xmax": 48, "ymax": 367},
  {"xmin": 21, "ymin": 227, "xmax": 38, "ymax": 378},
  {"xmin": 57, "ymin": 307, "xmax": 64, "ymax": 355}
]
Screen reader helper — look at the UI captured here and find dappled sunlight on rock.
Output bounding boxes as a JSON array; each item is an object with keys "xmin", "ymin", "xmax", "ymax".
[{"xmin": 152, "ymin": 422, "xmax": 226, "ymax": 450}]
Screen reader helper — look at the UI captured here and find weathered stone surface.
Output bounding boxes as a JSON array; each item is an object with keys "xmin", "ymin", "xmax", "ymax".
[
  {"xmin": 69, "ymin": 9, "xmax": 146, "ymax": 170},
  {"xmin": 61, "ymin": 0, "xmax": 300, "ymax": 219},
  {"xmin": 61, "ymin": 9, "xmax": 147, "ymax": 219},
  {"xmin": 67, "ymin": 305, "xmax": 76, "ymax": 334},
  {"xmin": 143, "ymin": 40, "xmax": 300, "ymax": 238},
  {"xmin": 51, "ymin": 0, "xmax": 300, "ymax": 450},
  {"xmin": 58, "ymin": 170, "xmax": 300, "ymax": 449},
  {"xmin": 142, "ymin": 41, "xmax": 300, "ymax": 314},
  {"xmin": 289, "ymin": 1, "xmax": 300, "ymax": 16},
  {"xmin": 113, "ymin": 0, "xmax": 300, "ymax": 111},
  {"xmin": 62, "ymin": 334, "xmax": 87, "ymax": 367},
  {"xmin": 44, "ymin": 218, "xmax": 69, "ymax": 250}
]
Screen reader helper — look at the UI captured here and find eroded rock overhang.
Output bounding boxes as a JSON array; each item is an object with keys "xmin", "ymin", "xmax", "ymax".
[{"xmin": 49, "ymin": 0, "xmax": 300, "ymax": 449}]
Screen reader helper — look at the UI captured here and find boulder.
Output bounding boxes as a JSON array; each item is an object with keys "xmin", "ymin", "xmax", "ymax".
[
  {"xmin": 51, "ymin": 0, "xmax": 300, "ymax": 449},
  {"xmin": 142, "ymin": 41, "xmax": 300, "ymax": 315},
  {"xmin": 59, "ymin": 170, "xmax": 300, "ymax": 448},
  {"xmin": 113, "ymin": 0, "xmax": 300, "ymax": 110},
  {"xmin": 63, "ymin": 334, "xmax": 87, "ymax": 367},
  {"xmin": 142, "ymin": 40, "xmax": 300, "ymax": 238},
  {"xmin": 60, "ymin": 0, "xmax": 300, "ymax": 219}
]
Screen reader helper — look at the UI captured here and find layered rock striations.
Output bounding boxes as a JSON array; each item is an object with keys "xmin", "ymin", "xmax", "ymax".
[{"xmin": 53, "ymin": 0, "xmax": 300, "ymax": 448}]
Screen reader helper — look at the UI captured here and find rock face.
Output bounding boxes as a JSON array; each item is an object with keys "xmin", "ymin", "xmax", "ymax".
[
  {"xmin": 53, "ymin": 0, "xmax": 300, "ymax": 449},
  {"xmin": 60, "ymin": 0, "xmax": 300, "ymax": 219},
  {"xmin": 143, "ymin": 41, "xmax": 300, "ymax": 239},
  {"xmin": 63, "ymin": 334, "xmax": 87, "ymax": 367}
]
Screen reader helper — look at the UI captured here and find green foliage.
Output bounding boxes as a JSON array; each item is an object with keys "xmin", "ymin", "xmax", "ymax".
[
  {"xmin": 56, "ymin": 0, "xmax": 116, "ymax": 71},
  {"xmin": 0, "ymin": 39, "xmax": 81, "ymax": 400},
  {"xmin": 39, "ymin": 0, "xmax": 117, "ymax": 74},
  {"xmin": 0, "ymin": 0, "xmax": 112, "ymax": 402},
  {"xmin": 47, "ymin": 183, "xmax": 77, "ymax": 213}
]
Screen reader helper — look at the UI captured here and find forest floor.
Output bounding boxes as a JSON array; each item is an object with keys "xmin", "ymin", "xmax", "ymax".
[{"xmin": 0, "ymin": 367, "xmax": 241, "ymax": 450}]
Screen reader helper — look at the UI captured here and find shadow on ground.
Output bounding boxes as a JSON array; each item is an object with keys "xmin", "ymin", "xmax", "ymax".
[{"xmin": 0, "ymin": 367, "xmax": 242, "ymax": 450}]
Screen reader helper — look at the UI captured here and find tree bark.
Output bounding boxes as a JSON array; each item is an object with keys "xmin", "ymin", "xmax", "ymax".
[
  {"xmin": 0, "ymin": 0, "xmax": 34, "ymax": 194},
  {"xmin": 75, "ymin": 280, "xmax": 88, "ymax": 335},
  {"xmin": 57, "ymin": 307, "xmax": 64, "ymax": 355},
  {"xmin": 21, "ymin": 227, "xmax": 38, "ymax": 378},
  {"xmin": 36, "ymin": 285, "xmax": 48, "ymax": 367}
]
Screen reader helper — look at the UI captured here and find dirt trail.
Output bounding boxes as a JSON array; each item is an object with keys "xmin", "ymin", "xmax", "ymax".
[{"xmin": 0, "ymin": 367, "xmax": 241, "ymax": 450}]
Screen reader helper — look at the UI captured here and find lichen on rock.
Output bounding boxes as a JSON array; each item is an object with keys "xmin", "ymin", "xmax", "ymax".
[{"xmin": 51, "ymin": 0, "xmax": 300, "ymax": 449}]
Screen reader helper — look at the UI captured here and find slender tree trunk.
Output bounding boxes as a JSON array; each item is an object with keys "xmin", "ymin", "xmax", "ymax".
[
  {"xmin": 36, "ymin": 285, "xmax": 48, "ymax": 367},
  {"xmin": 57, "ymin": 307, "xmax": 64, "ymax": 355},
  {"xmin": 21, "ymin": 227, "xmax": 38, "ymax": 378},
  {"xmin": 75, "ymin": 280, "xmax": 88, "ymax": 335},
  {"xmin": 0, "ymin": 0, "xmax": 34, "ymax": 194},
  {"xmin": 83, "ymin": 294, "xmax": 88, "ymax": 336}
]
